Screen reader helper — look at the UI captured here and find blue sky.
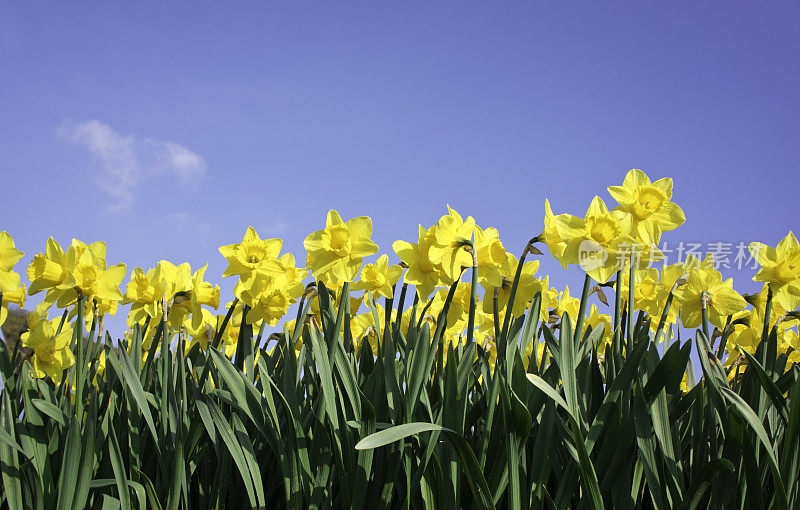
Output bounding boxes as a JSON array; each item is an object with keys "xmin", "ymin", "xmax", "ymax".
[{"xmin": 1, "ymin": 2, "xmax": 799, "ymax": 337}]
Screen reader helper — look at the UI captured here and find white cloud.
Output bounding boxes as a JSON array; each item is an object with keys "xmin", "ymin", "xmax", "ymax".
[
  {"xmin": 58, "ymin": 120, "xmax": 207, "ymax": 211},
  {"xmin": 262, "ymin": 220, "xmax": 288, "ymax": 235},
  {"xmin": 166, "ymin": 212, "xmax": 212, "ymax": 234}
]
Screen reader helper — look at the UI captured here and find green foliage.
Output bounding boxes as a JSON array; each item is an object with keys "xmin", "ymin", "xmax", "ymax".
[{"xmin": 1, "ymin": 262, "xmax": 799, "ymax": 509}]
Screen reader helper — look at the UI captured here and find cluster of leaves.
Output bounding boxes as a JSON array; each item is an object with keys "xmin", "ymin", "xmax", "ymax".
[{"xmin": 1, "ymin": 252, "xmax": 799, "ymax": 509}]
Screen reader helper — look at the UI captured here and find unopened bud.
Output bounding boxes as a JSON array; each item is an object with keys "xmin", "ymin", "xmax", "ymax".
[{"xmin": 671, "ymin": 274, "xmax": 690, "ymax": 293}]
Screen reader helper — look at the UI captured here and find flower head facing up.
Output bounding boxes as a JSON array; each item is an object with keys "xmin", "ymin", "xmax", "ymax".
[
  {"xmin": 55, "ymin": 241, "xmax": 126, "ymax": 309},
  {"xmin": 556, "ymin": 196, "xmax": 635, "ymax": 283},
  {"xmin": 305, "ymin": 210, "xmax": 379, "ymax": 284},
  {"xmin": 607, "ymin": 169, "xmax": 685, "ymax": 243},
  {"xmin": 219, "ymin": 226, "xmax": 283, "ymax": 280},
  {"xmin": 749, "ymin": 231, "xmax": 800, "ymax": 311}
]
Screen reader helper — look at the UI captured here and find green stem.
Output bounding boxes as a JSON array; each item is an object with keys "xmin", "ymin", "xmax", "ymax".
[
  {"xmin": 627, "ymin": 253, "xmax": 636, "ymax": 349},
  {"xmin": 160, "ymin": 299, "xmax": 169, "ymax": 441},
  {"xmin": 760, "ymin": 285, "xmax": 773, "ymax": 366},
  {"xmin": 654, "ymin": 291, "xmax": 674, "ymax": 345},
  {"xmin": 613, "ymin": 270, "xmax": 622, "ymax": 360},
  {"xmin": 573, "ymin": 273, "xmax": 592, "ymax": 344},
  {"xmin": 466, "ymin": 243, "xmax": 478, "ymax": 348},
  {"xmin": 394, "ymin": 283, "xmax": 408, "ymax": 336},
  {"xmin": 75, "ymin": 294, "xmax": 84, "ymax": 419}
]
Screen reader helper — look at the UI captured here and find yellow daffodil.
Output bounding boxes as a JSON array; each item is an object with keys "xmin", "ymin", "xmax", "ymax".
[
  {"xmin": 393, "ymin": 225, "xmax": 441, "ymax": 300},
  {"xmin": 749, "ymin": 231, "xmax": 800, "ymax": 311},
  {"xmin": 125, "ymin": 264, "xmax": 170, "ymax": 326},
  {"xmin": 243, "ymin": 285, "xmax": 295, "ymax": 327},
  {"xmin": 542, "ymin": 199, "xmax": 581, "ymax": 269},
  {"xmin": 272, "ymin": 253, "xmax": 309, "ymax": 300},
  {"xmin": 481, "ymin": 253, "xmax": 541, "ymax": 318},
  {"xmin": 607, "ymin": 168, "xmax": 685, "ymax": 243},
  {"xmin": 350, "ymin": 306, "xmax": 394, "ymax": 355},
  {"xmin": 428, "ymin": 206, "xmax": 475, "ymax": 282},
  {"xmin": 20, "ymin": 310, "xmax": 75, "ymax": 382},
  {"xmin": 673, "ymin": 259, "xmax": 747, "ymax": 330},
  {"xmin": 26, "ymin": 237, "xmax": 75, "ymax": 309},
  {"xmin": 172, "ymin": 263, "xmax": 220, "ymax": 329},
  {"xmin": 183, "ymin": 308, "xmax": 215, "ymax": 355},
  {"xmin": 473, "ymin": 225, "xmax": 507, "ymax": 288},
  {"xmin": 304, "ymin": 210, "xmax": 379, "ymax": 284},
  {"xmin": 219, "ymin": 226, "xmax": 283, "ymax": 280},
  {"xmin": 52, "ymin": 240, "xmax": 126, "ymax": 309},
  {"xmin": 0, "ymin": 232, "xmax": 24, "ymax": 273},
  {"xmin": 0, "ymin": 283, "xmax": 26, "ymax": 326},
  {"xmin": 352, "ymin": 254, "xmax": 402, "ymax": 300},
  {"xmin": 585, "ymin": 304, "xmax": 613, "ymax": 350},
  {"xmin": 556, "ymin": 196, "xmax": 636, "ymax": 283},
  {"xmin": 0, "ymin": 232, "xmax": 26, "ymax": 325},
  {"xmin": 554, "ymin": 285, "xmax": 581, "ymax": 320},
  {"xmin": 620, "ymin": 267, "xmax": 665, "ymax": 318}
]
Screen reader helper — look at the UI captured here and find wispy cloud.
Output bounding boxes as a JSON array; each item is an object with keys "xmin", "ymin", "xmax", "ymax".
[
  {"xmin": 58, "ymin": 120, "xmax": 207, "ymax": 211},
  {"xmin": 166, "ymin": 212, "xmax": 212, "ymax": 235},
  {"xmin": 261, "ymin": 220, "xmax": 289, "ymax": 236}
]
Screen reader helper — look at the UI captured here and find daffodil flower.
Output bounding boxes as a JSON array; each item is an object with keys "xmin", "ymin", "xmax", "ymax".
[
  {"xmin": 556, "ymin": 196, "xmax": 636, "ymax": 284},
  {"xmin": 352, "ymin": 254, "xmax": 402, "ymax": 300},
  {"xmin": 473, "ymin": 226, "xmax": 507, "ymax": 288},
  {"xmin": 173, "ymin": 263, "xmax": 221, "ymax": 329},
  {"xmin": 219, "ymin": 226, "xmax": 284, "ymax": 279},
  {"xmin": 20, "ymin": 310, "xmax": 75, "ymax": 382},
  {"xmin": 304, "ymin": 210, "xmax": 379, "ymax": 284},
  {"xmin": 480, "ymin": 253, "xmax": 541, "ymax": 318},
  {"xmin": 607, "ymin": 168, "xmax": 686, "ymax": 243},
  {"xmin": 0, "ymin": 232, "xmax": 24, "ymax": 272},
  {"xmin": 673, "ymin": 259, "xmax": 747, "ymax": 330},
  {"xmin": 428, "ymin": 205, "xmax": 475, "ymax": 282},
  {"xmin": 541, "ymin": 199, "xmax": 581, "ymax": 269},
  {"xmin": 749, "ymin": 231, "xmax": 800, "ymax": 311},
  {"xmin": 393, "ymin": 225, "xmax": 441, "ymax": 300}
]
